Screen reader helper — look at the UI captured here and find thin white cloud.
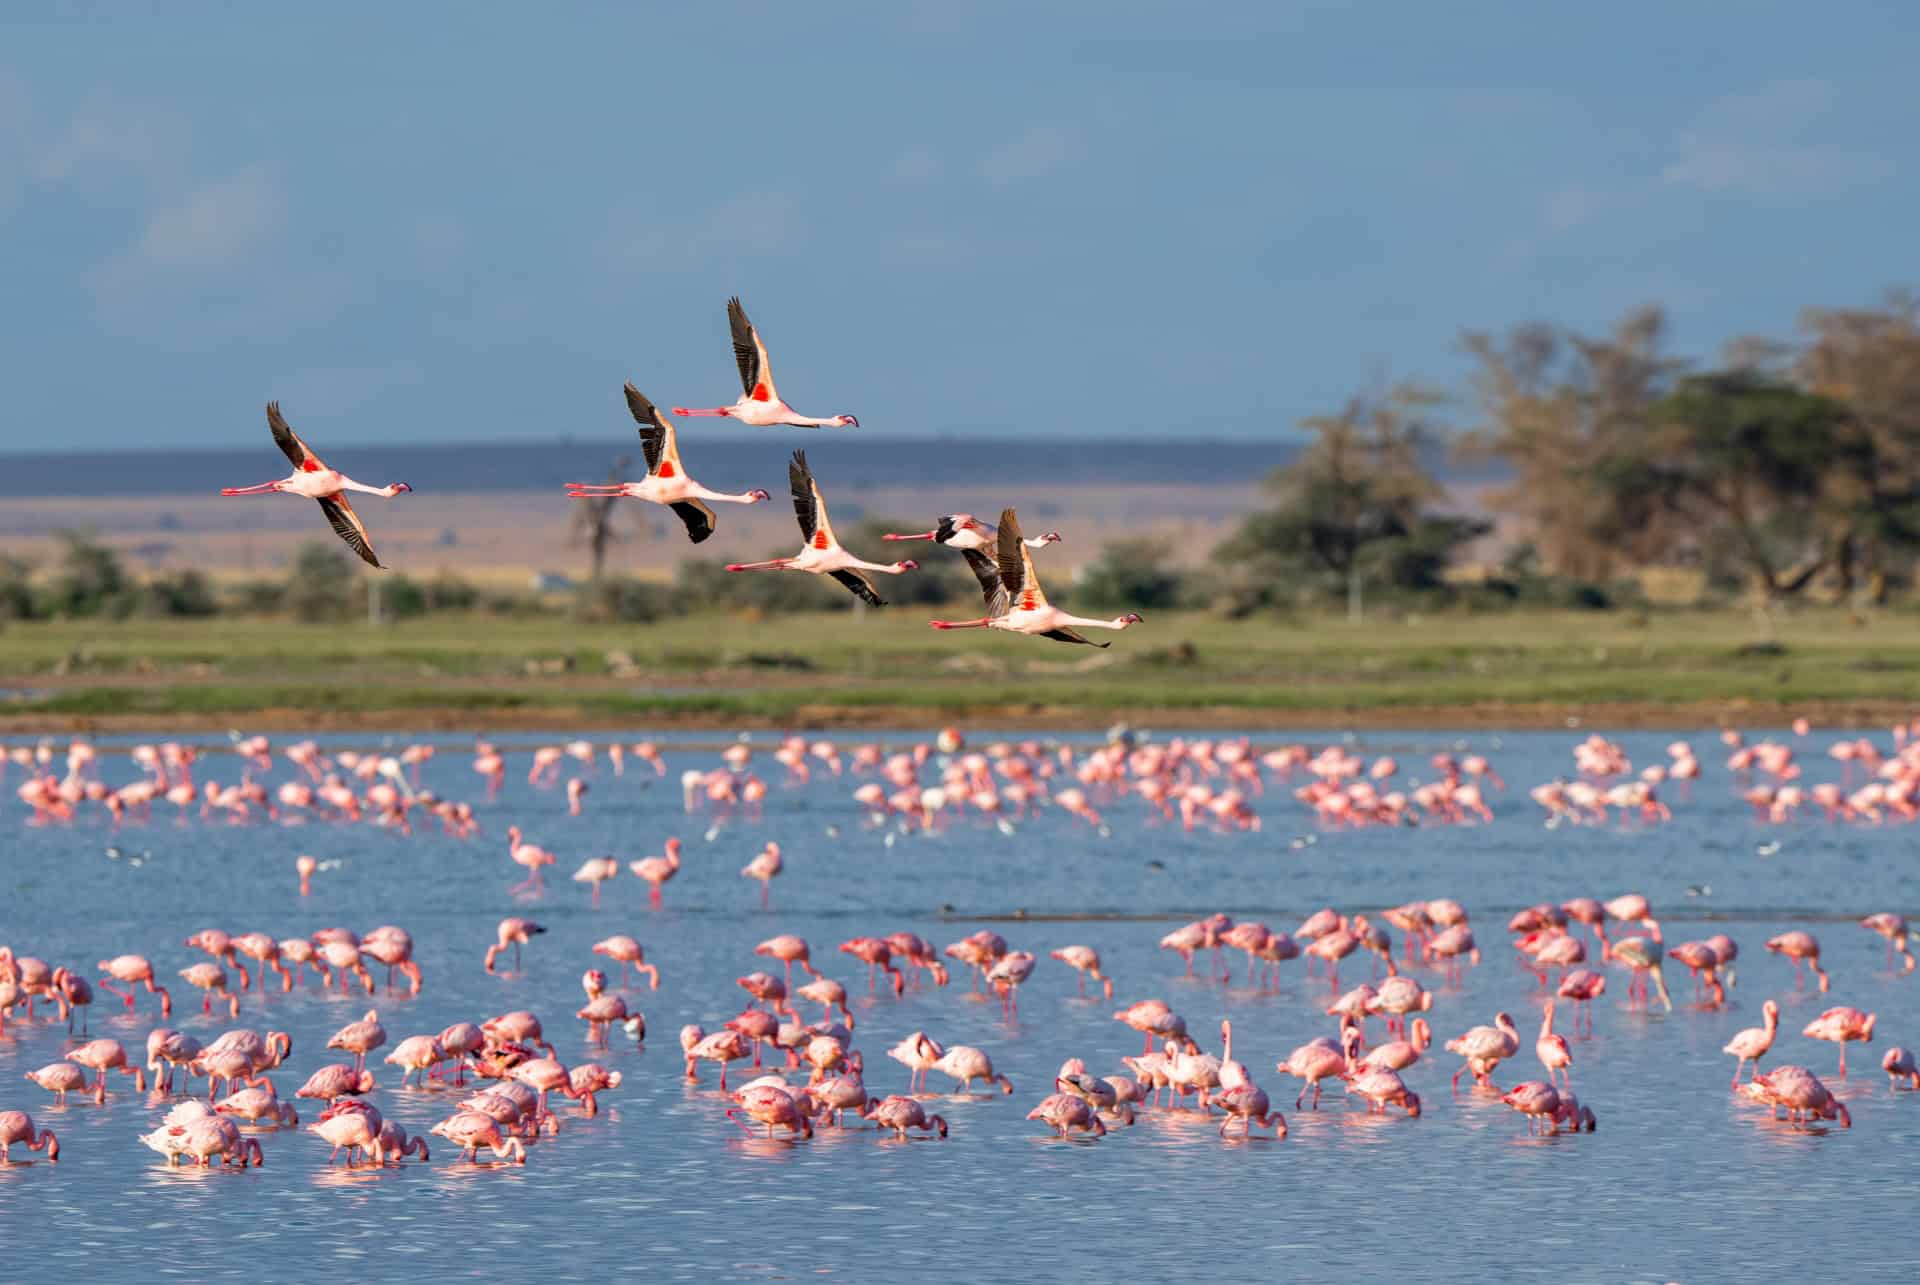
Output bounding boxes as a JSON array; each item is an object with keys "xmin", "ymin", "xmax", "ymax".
[
  {"xmin": 706, "ymin": 194, "xmax": 792, "ymax": 253},
  {"xmin": 1543, "ymin": 183, "xmax": 1606, "ymax": 233},
  {"xmin": 33, "ymin": 99, "xmax": 173, "ymax": 186},
  {"xmin": 1660, "ymin": 78, "xmax": 1889, "ymax": 196},
  {"xmin": 89, "ymin": 167, "xmax": 285, "ymax": 314},
  {"xmin": 134, "ymin": 167, "xmax": 282, "ymax": 268},
  {"xmin": 894, "ymin": 145, "xmax": 939, "ymax": 181},
  {"xmin": 981, "ymin": 125, "xmax": 1073, "ymax": 185}
]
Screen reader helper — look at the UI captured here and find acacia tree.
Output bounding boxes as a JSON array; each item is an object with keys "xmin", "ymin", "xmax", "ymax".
[
  {"xmin": 1458, "ymin": 305, "xmax": 1684, "ymax": 580},
  {"xmin": 569, "ymin": 454, "xmax": 632, "ymax": 582},
  {"xmin": 1215, "ymin": 381, "xmax": 1481, "ymax": 619},
  {"xmin": 1795, "ymin": 294, "xmax": 1920, "ymax": 601},
  {"xmin": 1629, "ymin": 372, "xmax": 1861, "ymax": 606}
]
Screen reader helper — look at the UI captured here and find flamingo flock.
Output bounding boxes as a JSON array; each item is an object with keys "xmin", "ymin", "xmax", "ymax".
[{"xmin": 5, "ymin": 716, "xmax": 1918, "ymax": 1177}]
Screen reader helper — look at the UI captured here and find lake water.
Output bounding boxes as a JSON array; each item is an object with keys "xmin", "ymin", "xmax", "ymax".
[{"xmin": 3, "ymin": 728, "xmax": 1917, "ymax": 1283}]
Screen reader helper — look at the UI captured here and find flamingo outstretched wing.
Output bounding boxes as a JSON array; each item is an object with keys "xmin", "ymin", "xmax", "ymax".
[
  {"xmin": 997, "ymin": 508, "xmax": 1047, "ymax": 612},
  {"xmin": 960, "ymin": 549, "xmax": 1010, "ymax": 617},
  {"xmin": 828, "ymin": 569, "xmax": 885, "ymax": 607},
  {"xmin": 670, "ymin": 499, "xmax": 717, "ymax": 544},
  {"xmin": 1040, "ymin": 627, "xmax": 1108, "ymax": 648},
  {"xmin": 789, "ymin": 451, "xmax": 837, "ymax": 550},
  {"xmin": 318, "ymin": 495, "xmax": 382, "ymax": 568},
  {"xmin": 728, "ymin": 297, "xmax": 777, "ymax": 404},
  {"xmin": 267, "ymin": 402, "xmax": 324, "ymax": 472},
  {"xmin": 623, "ymin": 384, "xmax": 670, "ymax": 475}
]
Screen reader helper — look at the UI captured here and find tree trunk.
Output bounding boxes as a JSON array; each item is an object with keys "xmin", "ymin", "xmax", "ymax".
[{"xmin": 1346, "ymin": 565, "xmax": 1362, "ymax": 623}]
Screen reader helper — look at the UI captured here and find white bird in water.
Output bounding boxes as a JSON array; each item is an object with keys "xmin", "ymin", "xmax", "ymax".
[
  {"xmin": 565, "ymin": 385, "xmax": 770, "ymax": 543},
  {"xmin": 725, "ymin": 451, "xmax": 917, "ymax": 605},
  {"xmin": 672, "ymin": 296, "xmax": 858, "ymax": 428},
  {"xmin": 220, "ymin": 402, "xmax": 412, "ymax": 567},
  {"xmin": 930, "ymin": 507, "xmax": 1141, "ymax": 646}
]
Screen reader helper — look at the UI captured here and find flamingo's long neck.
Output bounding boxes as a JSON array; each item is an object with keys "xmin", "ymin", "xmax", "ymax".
[
  {"xmin": 1053, "ymin": 612, "xmax": 1132, "ymax": 631},
  {"xmin": 840, "ymin": 555, "xmax": 908, "ymax": 575},
  {"xmin": 688, "ymin": 483, "xmax": 760, "ymax": 505}
]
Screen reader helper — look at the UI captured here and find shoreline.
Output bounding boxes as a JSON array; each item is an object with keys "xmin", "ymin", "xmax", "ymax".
[{"xmin": 2, "ymin": 696, "xmax": 1911, "ymax": 735}]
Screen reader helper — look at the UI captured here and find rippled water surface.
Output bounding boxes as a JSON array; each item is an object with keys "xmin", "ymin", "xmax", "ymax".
[{"xmin": 4, "ymin": 728, "xmax": 1918, "ymax": 1283}]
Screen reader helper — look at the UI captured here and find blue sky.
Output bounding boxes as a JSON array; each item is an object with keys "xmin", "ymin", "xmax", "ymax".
[{"xmin": 2, "ymin": 2, "xmax": 1914, "ymax": 451}]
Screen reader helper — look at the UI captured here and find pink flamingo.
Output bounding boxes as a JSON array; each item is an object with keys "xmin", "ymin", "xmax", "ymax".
[
  {"xmin": 505, "ymin": 827, "xmax": 556, "ymax": 894},
  {"xmin": 741, "ymin": 842, "xmax": 783, "ymax": 907},
  {"xmin": 727, "ymin": 452, "xmax": 916, "ymax": 604},
  {"xmin": 565, "ymin": 385, "xmax": 771, "ymax": 540},
  {"xmin": 484, "ymin": 918, "xmax": 546, "ymax": 973},
  {"xmin": 1765, "ymin": 931, "xmax": 1829, "ymax": 993},
  {"xmin": 592, "ymin": 935, "xmax": 662, "ymax": 990},
  {"xmin": 673, "ymin": 297, "xmax": 858, "ymax": 428},
  {"xmin": 1446, "ymin": 1012, "xmax": 1521, "ymax": 1091},
  {"xmin": 1608, "ymin": 937, "xmax": 1673, "ymax": 1011},
  {"xmin": 1050, "ymin": 945, "xmax": 1113, "ymax": 998},
  {"xmin": 1723, "ymin": 1000, "xmax": 1781, "ymax": 1085},
  {"xmin": 929, "ymin": 507, "xmax": 1141, "ymax": 646},
  {"xmin": 1882, "ymin": 1047, "xmax": 1918, "ymax": 1089},
  {"xmin": 629, "ymin": 838, "xmax": 683, "ymax": 905},
  {"xmin": 0, "ymin": 1111, "xmax": 59, "ymax": 1163},
  {"xmin": 1535, "ymin": 1001, "xmax": 1572, "ymax": 1088},
  {"xmin": 219, "ymin": 402, "xmax": 410, "ymax": 567},
  {"xmin": 1861, "ymin": 913, "xmax": 1915, "ymax": 973},
  {"xmin": 1801, "ymin": 1006, "xmax": 1875, "ymax": 1078},
  {"xmin": 727, "ymin": 1083, "xmax": 815, "ymax": 1140},
  {"xmin": 571, "ymin": 857, "xmax": 620, "ymax": 907},
  {"xmin": 327, "ymin": 1010, "xmax": 388, "ymax": 1073},
  {"xmin": 840, "ymin": 937, "xmax": 905, "ymax": 996},
  {"xmin": 96, "ymin": 954, "xmax": 171, "ymax": 1017},
  {"xmin": 431, "ymin": 1111, "xmax": 527, "ymax": 1164},
  {"xmin": 754, "ymin": 935, "xmax": 819, "ymax": 987}
]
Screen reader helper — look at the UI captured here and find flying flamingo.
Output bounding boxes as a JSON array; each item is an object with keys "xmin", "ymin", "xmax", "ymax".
[
  {"xmin": 219, "ymin": 402, "xmax": 411, "ymax": 567},
  {"xmin": 882, "ymin": 514, "xmax": 1060, "ymax": 602},
  {"xmin": 672, "ymin": 296, "xmax": 858, "ymax": 428},
  {"xmin": 725, "ymin": 451, "xmax": 917, "ymax": 604},
  {"xmin": 565, "ymin": 384, "xmax": 771, "ymax": 541},
  {"xmin": 630, "ymin": 838, "xmax": 683, "ymax": 905},
  {"xmin": 930, "ymin": 507, "xmax": 1143, "ymax": 645},
  {"xmin": 1723, "ymin": 999, "xmax": 1780, "ymax": 1085}
]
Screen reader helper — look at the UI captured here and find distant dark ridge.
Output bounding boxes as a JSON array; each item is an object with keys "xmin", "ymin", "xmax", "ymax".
[{"xmin": 0, "ymin": 438, "xmax": 1503, "ymax": 499}]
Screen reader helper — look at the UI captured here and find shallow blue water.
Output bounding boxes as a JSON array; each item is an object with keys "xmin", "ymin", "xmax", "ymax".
[{"xmin": 3, "ymin": 728, "xmax": 1917, "ymax": 1283}]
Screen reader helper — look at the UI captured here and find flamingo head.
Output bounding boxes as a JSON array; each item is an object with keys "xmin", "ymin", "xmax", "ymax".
[
  {"xmin": 833, "ymin": 414, "xmax": 859, "ymax": 428},
  {"xmin": 895, "ymin": 560, "xmax": 919, "ymax": 572},
  {"xmin": 1039, "ymin": 530, "xmax": 1064, "ymax": 544},
  {"xmin": 747, "ymin": 489, "xmax": 771, "ymax": 502},
  {"xmin": 392, "ymin": 482, "xmax": 414, "ymax": 494},
  {"xmin": 1119, "ymin": 613, "xmax": 1143, "ymax": 626}
]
